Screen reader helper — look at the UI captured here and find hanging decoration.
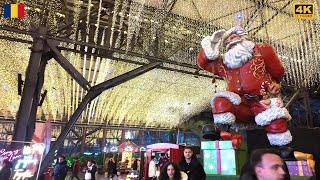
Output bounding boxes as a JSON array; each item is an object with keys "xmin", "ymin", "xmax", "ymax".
[{"xmin": 0, "ymin": 0, "xmax": 320, "ymax": 129}]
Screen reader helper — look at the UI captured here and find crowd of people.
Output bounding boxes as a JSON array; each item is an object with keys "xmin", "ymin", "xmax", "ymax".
[
  {"xmin": 154, "ymin": 146, "xmax": 291, "ymax": 180},
  {"xmin": 49, "ymin": 147, "xmax": 207, "ymax": 180},
  {"xmin": 50, "ymin": 155, "xmax": 98, "ymax": 180},
  {"xmin": 0, "ymin": 146, "xmax": 299, "ymax": 180}
]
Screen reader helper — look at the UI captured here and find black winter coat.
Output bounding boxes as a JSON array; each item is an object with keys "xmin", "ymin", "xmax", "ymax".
[{"xmin": 179, "ymin": 158, "xmax": 206, "ymax": 180}]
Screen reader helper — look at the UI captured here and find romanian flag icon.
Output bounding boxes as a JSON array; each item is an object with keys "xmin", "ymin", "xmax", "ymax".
[{"xmin": 3, "ymin": 3, "xmax": 25, "ymax": 19}]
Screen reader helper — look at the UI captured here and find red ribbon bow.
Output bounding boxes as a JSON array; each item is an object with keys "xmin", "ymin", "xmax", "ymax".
[{"xmin": 220, "ymin": 131, "xmax": 243, "ymax": 149}]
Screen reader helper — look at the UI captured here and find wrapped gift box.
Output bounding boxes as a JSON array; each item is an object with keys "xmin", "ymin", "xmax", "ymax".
[
  {"xmin": 285, "ymin": 161, "xmax": 313, "ymax": 176},
  {"xmin": 201, "ymin": 141, "xmax": 239, "ymax": 175}
]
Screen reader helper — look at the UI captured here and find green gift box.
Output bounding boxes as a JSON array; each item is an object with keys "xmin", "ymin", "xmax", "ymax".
[
  {"xmin": 201, "ymin": 141, "xmax": 247, "ymax": 175},
  {"xmin": 201, "ymin": 140, "xmax": 233, "ymax": 150}
]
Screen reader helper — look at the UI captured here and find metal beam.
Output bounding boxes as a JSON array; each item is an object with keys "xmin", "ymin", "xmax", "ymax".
[
  {"xmin": 264, "ymin": 3, "xmax": 293, "ymax": 17},
  {"xmin": 285, "ymin": 89, "xmax": 301, "ymax": 108},
  {"xmin": 47, "ymin": 39, "xmax": 91, "ymax": 91},
  {"xmin": 191, "ymin": 0, "xmax": 202, "ymax": 20},
  {"xmin": 13, "ymin": 27, "xmax": 47, "ymax": 143},
  {"xmin": 0, "ymin": 25, "xmax": 199, "ymax": 70},
  {"xmin": 25, "ymin": 54, "xmax": 50, "ymax": 141},
  {"xmin": 91, "ymin": 61, "xmax": 162, "ymax": 93},
  {"xmin": 80, "ymin": 127, "xmax": 87, "ymax": 153},
  {"xmin": 147, "ymin": 0, "xmax": 180, "ymax": 57},
  {"xmin": 0, "ymin": 118, "xmax": 173, "ymax": 131},
  {"xmin": 71, "ymin": 129, "xmax": 81, "ymax": 139},
  {"xmin": 57, "ymin": 46, "xmax": 216, "ymax": 79},
  {"xmin": 57, "ymin": 8, "xmax": 98, "ymax": 34},
  {"xmin": 244, "ymin": 7, "xmax": 260, "ymax": 29},
  {"xmin": 39, "ymin": 61, "xmax": 161, "ymax": 174},
  {"xmin": 102, "ymin": 128, "xmax": 107, "ymax": 150},
  {"xmin": 208, "ymin": 5, "xmax": 255, "ymax": 23},
  {"xmin": 0, "ymin": 26, "xmax": 223, "ymax": 81},
  {"xmin": 249, "ymin": 0, "xmax": 292, "ymax": 36},
  {"xmin": 167, "ymin": 0, "xmax": 178, "ymax": 12},
  {"xmin": 0, "ymin": 35, "xmax": 32, "ymax": 44},
  {"xmin": 85, "ymin": 127, "xmax": 102, "ymax": 136},
  {"xmin": 39, "ymin": 91, "xmax": 94, "ymax": 174}
]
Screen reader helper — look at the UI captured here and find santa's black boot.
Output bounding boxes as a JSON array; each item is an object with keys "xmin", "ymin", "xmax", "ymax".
[
  {"xmin": 202, "ymin": 124, "xmax": 221, "ymax": 140},
  {"xmin": 216, "ymin": 123, "xmax": 231, "ymax": 132},
  {"xmin": 276, "ymin": 145, "xmax": 296, "ymax": 161}
]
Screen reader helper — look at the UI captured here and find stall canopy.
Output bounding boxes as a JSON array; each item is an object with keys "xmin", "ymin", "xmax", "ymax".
[{"xmin": 147, "ymin": 143, "xmax": 179, "ymax": 150}]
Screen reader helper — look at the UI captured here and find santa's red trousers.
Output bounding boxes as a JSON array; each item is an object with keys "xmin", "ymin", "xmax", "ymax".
[{"xmin": 213, "ymin": 97, "xmax": 288, "ymax": 134}]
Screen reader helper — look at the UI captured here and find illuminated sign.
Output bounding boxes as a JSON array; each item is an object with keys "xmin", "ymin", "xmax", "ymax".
[
  {"xmin": 110, "ymin": 146, "xmax": 118, "ymax": 152},
  {"xmin": 0, "ymin": 141, "xmax": 44, "ymax": 180},
  {"xmin": 0, "ymin": 148, "xmax": 22, "ymax": 162}
]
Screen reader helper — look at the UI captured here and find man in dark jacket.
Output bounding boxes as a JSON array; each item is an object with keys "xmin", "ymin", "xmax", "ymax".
[
  {"xmin": 53, "ymin": 155, "xmax": 68, "ymax": 180},
  {"xmin": 179, "ymin": 147, "xmax": 206, "ymax": 180},
  {"xmin": 107, "ymin": 158, "xmax": 117, "ymax": 178},
  {"xmin": 0, "ymin": 160, "xmax": 12, "ymax": 180}
]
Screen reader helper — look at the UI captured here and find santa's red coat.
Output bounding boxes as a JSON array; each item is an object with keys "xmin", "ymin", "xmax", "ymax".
[
  {"xmin": 197, "ymin": 43, "xmax": 285, "ymax": 125},
  {"xmin": 197, "ymin": 43, "xmax": 284, "ymax": 96}
]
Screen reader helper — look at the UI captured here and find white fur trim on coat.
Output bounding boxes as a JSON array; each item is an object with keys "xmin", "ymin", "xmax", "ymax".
[
  {"xmin": 213, "ymin": 112, "xmax": 236, "ymax": 124},
  {"xmin": 255, "ymin": 107, "xmax": 292, "ymax": 126},
  {"xmin": 267, "ymin": 130, "xmax": 292, "ymax": 146},
  {"xmin": 210, "ymin": 91, "xmax": 241, "ymax": 107},
  {"xmin": 270, "ymin": 97, "xmax": 284, "ymax": 108},
  {"xmin": 201, "ymin": 36, "xmax": 220, "ymax": 60}
]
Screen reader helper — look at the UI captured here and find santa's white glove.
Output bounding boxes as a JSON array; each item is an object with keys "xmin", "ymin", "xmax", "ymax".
[
  {"xmin": 211, "ymin": 29, "xmax": 226, "ymax": 43},
  {"xmin": 201, "ymin": 29, "xmax": 225, "ymax": 60}
]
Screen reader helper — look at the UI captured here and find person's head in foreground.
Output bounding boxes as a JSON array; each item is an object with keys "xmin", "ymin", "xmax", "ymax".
[
  {"xmin": 159, "ymin": 162, "xmax": 182, "ymax": 180},
  {"xmin": 250, "ymin": 148, "xmax": 288, "ymax": 180}
]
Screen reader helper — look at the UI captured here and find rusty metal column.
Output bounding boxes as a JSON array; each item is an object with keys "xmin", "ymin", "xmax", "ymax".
[
  {"xmin": 102, "ymin": 128, "xmax": 107, "ymax": 170},
  {"xmin": 80, "ymin": 127, "xmax": 87, "ymax": 153},
  {"xmin": 102, "ymin": 128, "xmax": 107, "ymax": 150},
  {"xmin": 13, "ymin": 27, "xmax": 47, "ymax": 142},
  {"xmin": 121, "ymin": 129, "xmax": 125, "ymax": 142},
  {"xmin": 25, "ymin": 54, "xmax": 50, "ymax": 141}
]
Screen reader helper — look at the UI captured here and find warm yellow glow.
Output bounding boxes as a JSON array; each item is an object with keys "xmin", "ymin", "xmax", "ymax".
[{"xmin": 1, "ymin": 0, "xmax": 319, "ymax": 128}]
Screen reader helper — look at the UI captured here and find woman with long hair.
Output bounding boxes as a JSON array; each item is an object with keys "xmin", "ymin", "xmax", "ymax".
[{"xmin": 159, "ymin": 162, "xmax": 186, "ymax": 180}]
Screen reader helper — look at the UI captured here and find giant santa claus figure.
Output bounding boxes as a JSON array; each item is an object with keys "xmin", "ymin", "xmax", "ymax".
[{"xmin": 197, "ymin": 26, "xmax": 293, "ymax": 150}]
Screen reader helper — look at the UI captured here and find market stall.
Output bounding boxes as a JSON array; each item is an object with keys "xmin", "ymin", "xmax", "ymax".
[{"xmin": 144, "ymin": 143, "xmax": 183, "ymax": 179}]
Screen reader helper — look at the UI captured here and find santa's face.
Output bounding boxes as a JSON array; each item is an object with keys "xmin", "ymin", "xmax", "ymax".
[
  {"xmin": 224, "ymin": 34, "xmax": 242, "ymax": 49},
  {"xmin": 223, "ymin": 37, "xmax": 255, "ymax": 69}
]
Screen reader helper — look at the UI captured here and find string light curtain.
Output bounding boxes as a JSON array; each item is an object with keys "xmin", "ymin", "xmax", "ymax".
[{"xmin": 1, "ymin": 0, "xmax": 320, "ymax": 128}]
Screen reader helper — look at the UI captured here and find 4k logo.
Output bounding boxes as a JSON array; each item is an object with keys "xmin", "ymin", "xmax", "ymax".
[{"xmin": 294, "ymin": 3, "xmax": 314, "ymax": 20}]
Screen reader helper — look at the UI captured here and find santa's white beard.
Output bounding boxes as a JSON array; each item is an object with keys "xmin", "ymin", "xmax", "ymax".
[{"xmin": 223, "ymin": 40, "xmax": 255, "ymax": 69}]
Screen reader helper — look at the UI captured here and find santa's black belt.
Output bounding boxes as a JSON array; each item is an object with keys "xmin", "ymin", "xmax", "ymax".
[{"xmin": 243, "ymin": 94, "xmax": 263, "ymax": 102}]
